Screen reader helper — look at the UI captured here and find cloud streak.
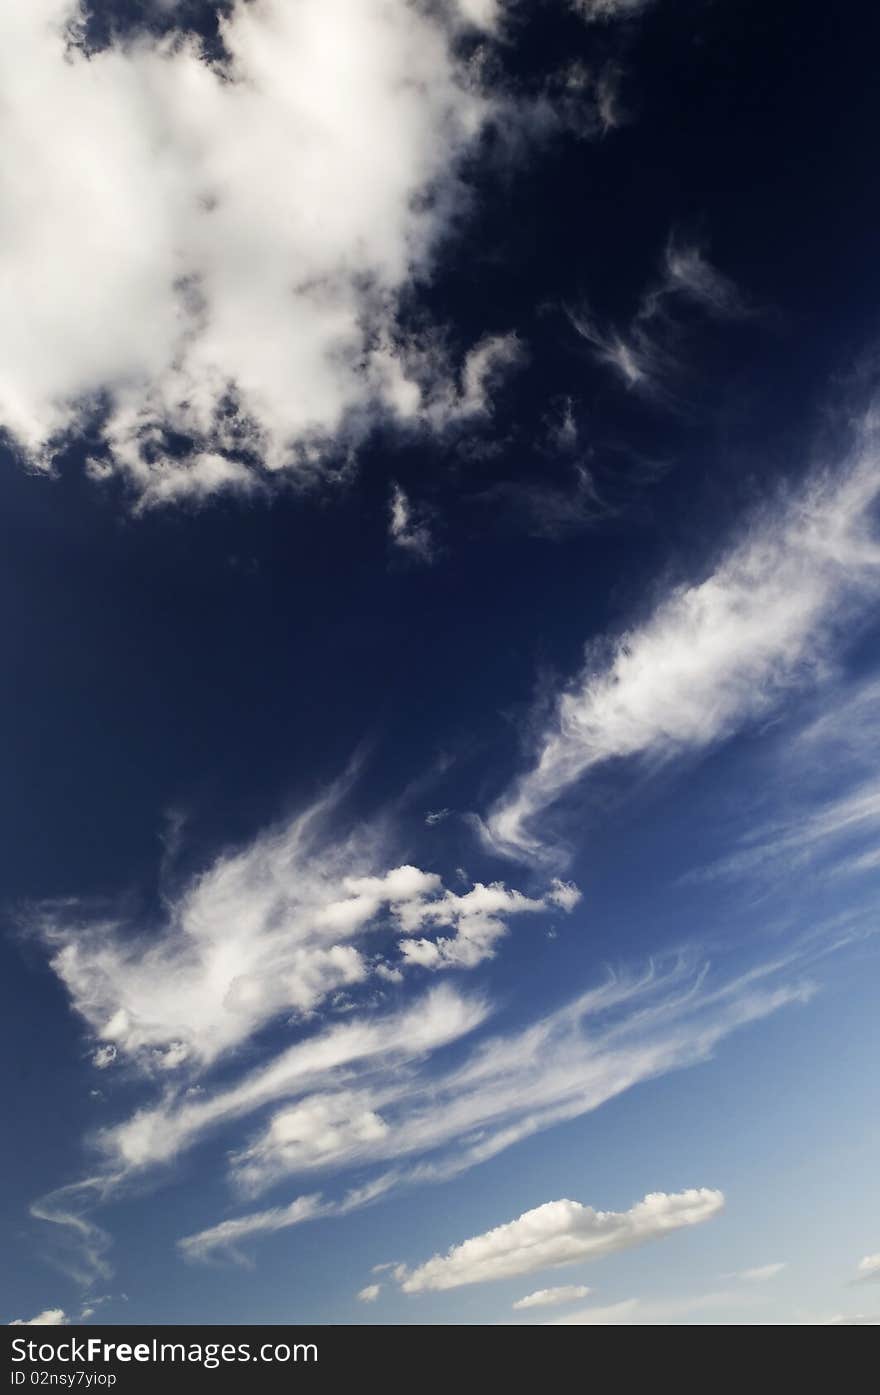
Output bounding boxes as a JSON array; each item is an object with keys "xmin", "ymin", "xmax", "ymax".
[
  {"xmin": 484, "ymin": 422, "xmax": 880, "ymax": 860},
  {"xmin": 28, "ymin": 790, "xmax": 576, "ymax": 1072},
  {"xmin": 176, "ymin": 951, "xmax": 811, "ymax": 1259},
  {"xmin": 512, "ymin": 1284, "xmax": 591, "ymax": 1309}
]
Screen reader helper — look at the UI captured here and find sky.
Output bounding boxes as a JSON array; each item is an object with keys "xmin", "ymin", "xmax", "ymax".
[{"xmin": 2, "ymin": 0, "xmax": 880, "ymax": 1328}]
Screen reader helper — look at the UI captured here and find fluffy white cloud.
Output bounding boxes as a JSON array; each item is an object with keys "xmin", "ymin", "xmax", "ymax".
[
  {"xmin": 0, "ymin": 1, "xmax": 533, "ymax": 506},
  {"xmin": 455, "ymin": 0, "xmax": 504, "ymax": 30},
  {"xmin": 357, "ymin": 1284, "xmax": 381, "ymax": 1303},
  {"xmin": 396, "ymin": 1188, "xmax": 724, "ymax": 1291},
  {"xmin": 397, "ymin": 878, "xmax": 580, "ymax": 969},
  {"xmin": 9, "ymin": 1309, "xmax": 69, "ymax": 1327},
  {"xmin": 31, "ymin": 792, "xmax": 575, "ymax": 1071},
  {"xmin": 485, "ymin": 430, "xmax": 880, "ymax": 859},
  {"xmin": 512, "ymin": 1284, "xmax": 591, "ymax": 1309}
]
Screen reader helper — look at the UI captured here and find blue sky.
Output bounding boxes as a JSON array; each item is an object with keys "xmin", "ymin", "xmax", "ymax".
[{"xmin": 2, "ymin": 0, "xmax": 880, "ymax": 1328}]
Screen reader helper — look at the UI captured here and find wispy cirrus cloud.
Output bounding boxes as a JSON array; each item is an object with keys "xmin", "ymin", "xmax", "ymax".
[
  {"xmin": 569, "ymin": 236, "xmax": 748, "ymax": 397},
  {"xmin": 389, "ymin": 485, "xmax": 435, "ymax": 564},
  {"xmin": 176, "ymin": 951, "xmax": 811, "ymax": 1260},
  {"xmin": 574, "ymin": 0, "xmax": 656, "ymax": 24},
  {"xmin": 483, "ymin": 423, "xmax": 880, "ymax": 861},
  {"xmin": 27, "ymin": 788, "xmax": 577, "ymax": 1073},
  {"xmin": 546, "ymin": 1289, "xmax": 751, "ymax": 1324}
]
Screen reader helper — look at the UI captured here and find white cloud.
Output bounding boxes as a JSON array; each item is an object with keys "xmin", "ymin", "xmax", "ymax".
[
  {"xmin": 656, "ymin": 238, "xmax": 747, "ymax": 320},
  {"xmin": 569, "ymin": 237, "xmax": 746, "ymax": 396},
  {"xmin": 819, "ymin": 1312, "xmax": 880, "ymax": 1325},
  {"xmin": 546, "ymin": 1297, "xmax": 640, "ymax": 1323},
  {"xmin": 548, "ymin": 1289, "xmax": 747, "ymax": 1324},
  {"xmin": 9, "ymin": 1309, "xmax": 69, "ymax": 1327},
  {"xmin": 854, "ymin": 1253, "xmax": 880, "ymax": 1283},
  {"xmin": 175, "ymin": 951, "xmax": 809, "ymax": 1258},
  {"xmin": 29, "ymin": 1176, "xmax": 113, "ymax": 1290},
  {"xmin": 512, "ymin": 1284, "xmax": 591, "ymax": 1309},
  {"xmin": 737, "ymin": 1262, "xmax": 787, "ymax": 1282},
  {"xmin": 99, "ymin": 984, "xmax": 489, "ymax": 1172},
  {"xmin": 0, "ymin": 1, "xmax": 533, "ymax": 506},
  {"xmin": 30, "ymin": 790, "xmax": 574, "ymax": 1071},
  {"xmin": 357, "ymin": 1283, "xmax": 381, "ymax": 1303},
  {"xmin": 396, "ymin": 1188, "xmax": 724, "ymax": 1292},
  {"xmin": 91, "ymin": 1045, "xmax": 117, "ymax": 1070},
  {"xmin": 455, "ymin": 333, "xmax": 524, "ymax": 418},
  {"xmin": 396, "ymin": 879, "xmax": 577, "ymax": 970},
  {"xmin": 178, "ymin": 1176, "xmax": 395, "ymax": 1263},
  {"xmin": 484, "ymin": 428, "xmax": 880, "ymax": 859},
  {"xmin": 178, "ymin": 1193, "xmax": 328, "ymax": 1262},
  {"xmin": 389, "ymin": 485, "xmax": 434, "ymax": 563}
]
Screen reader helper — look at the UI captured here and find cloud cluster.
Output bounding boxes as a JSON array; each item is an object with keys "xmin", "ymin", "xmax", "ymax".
[
  {"xmin": 30, "ymin": 792, "xmax": 576, "ymax": 1072},
  {"xmin": 0, "ymin": 2, "xmax": 531, "ymax": 505},
  {"xmin": 175, "ymin": 952, "xmax": 810, "ymax": 1258},
  {"xmin": 485, "ymin": 425, "xmax": 880, "ymax": 859},
  {"xmin": 396, "ymin": 1188, "xmax": 723, "ymax": 1291}
]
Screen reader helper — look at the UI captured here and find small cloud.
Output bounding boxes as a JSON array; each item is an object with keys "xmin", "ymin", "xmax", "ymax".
[
  {"xmin": 568, "ymin": 235, "xmax": 748, "ymax": 398},
  {"xmin": 153, "ymin": 1041, "xmax": 189, "ymax": 1071},
  {"xmin": 819, "ymin": 1312, "xmax": 880, "ymax": 1325},
  {"xmin": 425, "ymin": 809, "xmax": 451, "ymax": 826},
  {"xmin": 737, "ymin": 1262, "xmax": 787, "ymax": 1282},
  {"xmin": 547, "ymin": 879, "xmax": 582, "ymax": 912},
  {"xmin": 546, "ymin": 397, "xmax": 578, "ymax": 452},
  {"xmin": 575, "ymin": 0, "xmax": 655, "ymax": 22},
  {"xmin": 357, "ymin": 1284, "xmax": 381, "ymax": 1303},
  {"xmin": 91, "ymin": 1045, "xmax": 117, "ymax": 1070},
  {"xmin": 513, "ymin": 1284, "xmax": 591, "ymax": 1310},
  {"xmin": 389, "ymin": 485, "xmax": 435, "ymax": 564},
  {"xmin": 10, "ymin": 1310, "xmax": 69, "ymax": 1327},
  {"xmin": 854, "ymin": 1253, "xmax": 880, "ymax": 1284}
]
